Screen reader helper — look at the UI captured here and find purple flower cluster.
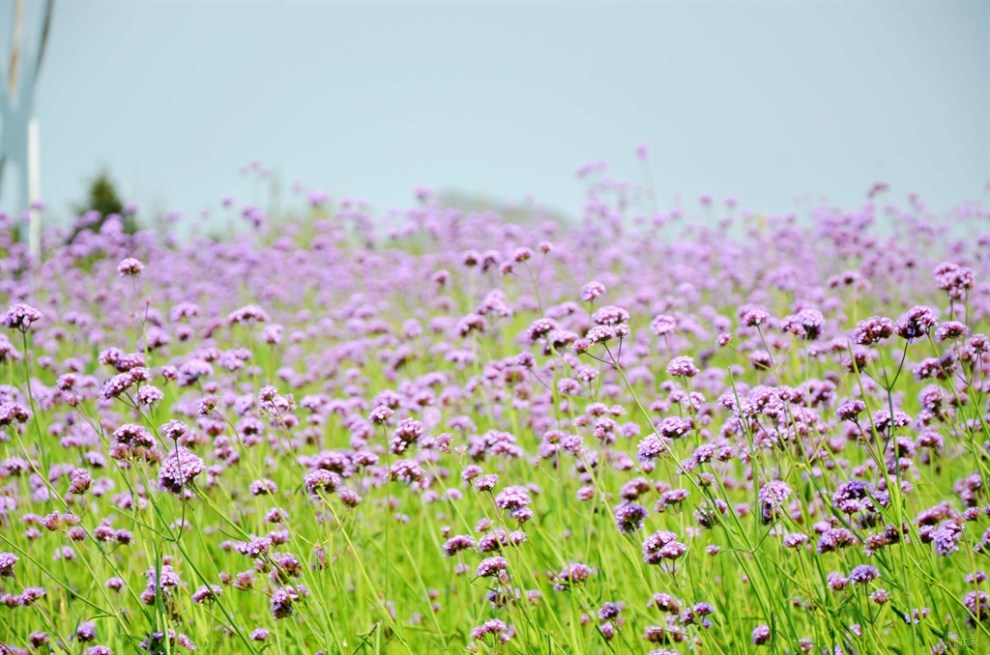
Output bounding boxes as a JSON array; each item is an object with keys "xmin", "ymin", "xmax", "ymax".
[
  {"xmin": 157, "ymin": 448, "xmax": 205, "ymax": 493},
  {"xmin": 0, "ymin": 163, "xmax": 986, "ymax": 654}
]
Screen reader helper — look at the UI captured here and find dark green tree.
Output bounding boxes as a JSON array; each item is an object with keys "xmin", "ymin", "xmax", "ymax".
[{"xmin": 68, "ymin": 170, "xmax": 136, "ymax": 242}]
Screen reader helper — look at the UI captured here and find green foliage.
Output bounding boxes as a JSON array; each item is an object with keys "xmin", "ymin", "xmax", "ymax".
[
  {"xmin": 77, "ymin": 170, "xmax": 124, "ymax": 218},
  {"xmin": 68, "ymin": 169, "xmax": 136, "ymax": 241}
]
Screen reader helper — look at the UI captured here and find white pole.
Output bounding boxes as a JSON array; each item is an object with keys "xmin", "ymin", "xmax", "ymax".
[{"xmin": 27, "ymin": 116, "xmax": 40, "ymax": 261}]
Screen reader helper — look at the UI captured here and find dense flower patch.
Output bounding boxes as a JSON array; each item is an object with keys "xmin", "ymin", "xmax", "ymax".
[{"xmin": 0, "ymin": 172, "xmax": 988, "ymax": 654}]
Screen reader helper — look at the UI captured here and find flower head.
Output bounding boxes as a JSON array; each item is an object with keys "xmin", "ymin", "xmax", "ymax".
[
  {"xmin": 849, "ymin": 565, "xmax": 880, "ymax": 584},
  {"xmin": 158, "ymin": 448, "xmax": 205, "ymax": 493},
  {"xmin": 117, "ymin": 258, "xmax": 144, "ymax": 276},
  {"xmin": 2, "ymin": 304, "xmax": 42, "ymax": 332},
  {"xmin": 894, "ymin": 306, "xmax": 938, "ymax": 341},
  {"xmin": 854, "ymin": 316, "xmax": 894, "ymax": 345},
  {"xmin": 666, "ymin": 356, "xmax": 699, "ymax": 378}
]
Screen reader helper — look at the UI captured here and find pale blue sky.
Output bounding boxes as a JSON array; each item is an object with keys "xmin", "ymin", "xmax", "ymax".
[{"xmin": 3, "ymin": 1, "xmax": 989, "ymax": 221}]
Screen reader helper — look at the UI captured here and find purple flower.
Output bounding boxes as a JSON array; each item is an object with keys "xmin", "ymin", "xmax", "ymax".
[
  {"xmin": 614, "ymin": 503, "xmax": 648, "ymax": 534},
  {"xmin": 309, "ymin": 189, "xmax": 329, "ymax": 206},
  {"xmin": 117, "ymin": 257, "xmax": 144, "ymax": 276},
  {"xmin": 100, "ymin": 372, "xmax": 139, "ymax": 400},
  {"xmin": 935, "ymin": 321, "xmax": 968, "ymax": 342},
  {"xmin": 913, "ymin": 355, "xmax": 956, "ymax": 381},
  {"xmin": 553, "ymin": 562, "xmax": 594, "ymax": 590},
  {"xmin": 832, "ymin": 480, "xmax": 882, "ymax": 514},
  {"xmin": 525, "ymin": 318, "xmax": 558, "ymax": 342},
  {"xmin": 135, "ymin": 386, "xmax": 164, "ymax": 406},
  {"xmin": 113, "ymin": 424, "xmax": 155, "ymax": 449},
  {"xmin": 442, "ymin": 535, "xmax": 474, "ymax": 557},
  {"xmin": 871, "ymin": 589, "xmax": 891, "ymax": 604},
  {"xmin": 369, "ymin": 405, "xmax": 393, "ymax": 424},
  {"xmin": 934, "ymin": 262, "xmax": 974, "ymax": 299},
  {"xmin": 854, "ymin": 316, "xmax": 894, "ymax": 345},
  {"xmin": 580, "ymin": 281, "xmax": 606, "ymax": 302},
  {"xmin": 461, "ymin": 465, "xmax": 483, "ymax": 481},
  {"xmin": 964, "ymin": 590, "xmax": 989, "ymax": 627},
  {"xmin": 598, "ymin": 601, "xmax": 624, "ymax": 621},
  {"xmin": 782, "ymin": 308, "xmax": 825, "ymax": 340},
  {"xmin": 758, "ymin": 480, "xmax": 792, "ymax": 522},
  {"xmin": 649, "ymin": 593, "xmax": 680, "ymax": 613},
  {"xmin": 878, "ymin": 409, "xmax": 913, "ymax": 434},
  {"xmin": 894, "ymin": 305, "xmax": 938, "ymax": 341},
  {"xmin": 390, "ymin": 418, "xmax": 425, "ymax": 454},
  {"xmin": 76, "ymin": 620, "xmax": 97, "ymax": 642},
  {"xmin": 476, "ymin": 556, "xmax": 508, "ymax": 578},
  {"xmin": 758, "ymin": 481, "xmax": 792, "ymax": 509},
  {"xmin": 0, "ymin": 402, "xmax": 30, "ymax": 426},
  {"xmin": 637, "ymin": 435, "xmax": 667, "ymax": 463},
  {"xmin": 2, "ymin": 304, "xmax": 42, "ymax": 332},
  {"xmin": 650, "ymin": 314, "xmax": 677, "ymax": 336},
  {"xmin": 470, "ymin": 619, "xmax": 512, "ymax": 643},
  {"xmin": 739, "ymin": 305, "xmax": 770, "ymax": 327},
  {"xmin": 157, "ymin": 448, "xmax": 205, "ymax": 493},
  {"xmin": 249, "ymin": 478, "xmax": 277, "ymax": 496},
  {"xmin": 20, "ymin": 586, "xmax": 46, "ymax": 606},
  {"xmin": 140, "ymin": 629, "xmax": 196, "ymax": 652},
  {"xmin": 586, "ymin": 324, "xmax": 627, "ymax": 345},
  {"xmin": 227, "ymin": 304, "xmax": 269, "ymax": 325},
  {"xmin": 849, "ymin": 565, "xmax": 880, "ymax": 584},
  {"xmin": 817, "ymin": 527, "xmax": 857, "ymax": 554},
  {"xmin": 191, "ymin": 584, "xmax": 222, "ymax": 604},
  {"xmin": 304, "ymin": 469, "xmax": 341, "ymax": 494},
  {"xmin": 642, "ymin": 531, "xmax": 687, "ymax": 565},
  {"xmin": 932, "ymin": 520, "xmax": 963, "ymax": 556},
  {"xmin": 592, "ymin": 305, "xmax": 629, "ymax": 326},
  {"xmin": 836, "ymin": 399, "xmax": 866, "ymax": 421},
  {"xmin": 270, "ymin": 587, "xmax": 298, "ymax": 619},
  {"xmin": 666, "ymin": 356, "xmax": 699, "ymax": 378},
  {"xmin": 657, "ymin": 416, "xmax": 693, "ymax": 439},
  {"xmin": 473, "ymin": 474, "xmax": 499, "ymax": 492},
  {"xmin": 69, "ymin": 468, "xmax": 92, "ymax": 495},
  {"xmin": 0, "ymin": 552, "xmax": 18, "ymax": 577},
  {"xmin": 494, "ymin": 486, "xmax": 531, "ymax": 511}
]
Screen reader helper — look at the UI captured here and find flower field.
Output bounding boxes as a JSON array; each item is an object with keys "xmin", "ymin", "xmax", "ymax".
[{"xmin": 0, "ymin": 173, "xmax": 988, "ymax": 655}]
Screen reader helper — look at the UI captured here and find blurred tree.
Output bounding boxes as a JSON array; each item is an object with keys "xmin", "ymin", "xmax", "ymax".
[
  {"xmin": 436, "ymin": 190, "xmax": 567, "ymax": 225},
  {"xmin": 67, "ymin": 170, "xmax": 136, "ymax": 242},
  {"xmin": 77, "ymin": 171, "xmax": 124, "ymax": 218}
]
